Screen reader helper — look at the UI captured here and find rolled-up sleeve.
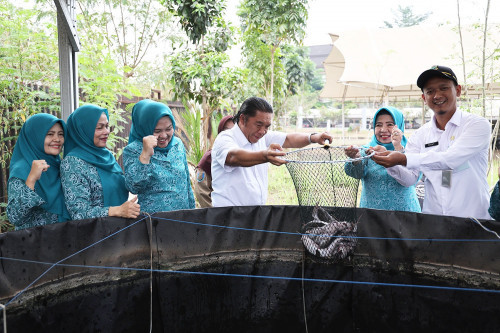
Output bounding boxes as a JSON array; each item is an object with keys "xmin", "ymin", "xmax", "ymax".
[
  {"xmin": 212, "ymin": 133, "xmax": 238, "ymax": 172},
  {"xmin": 266, "ymin": 131, "xmax": 287, "ymax": 147}
]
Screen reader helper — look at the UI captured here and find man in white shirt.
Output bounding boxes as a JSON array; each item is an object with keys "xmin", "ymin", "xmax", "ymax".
[
  {"xmin": 372, "ymin": 65, "xmax": 491, "ymax": 219},
  {"xmin": 211, "ymin": 97, "xmax": 332, "ymax": 207}
]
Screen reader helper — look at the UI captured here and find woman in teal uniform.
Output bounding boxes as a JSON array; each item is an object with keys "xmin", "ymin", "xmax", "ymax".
[
  {"xmin": 489, "ymin": 167, "xmax": 500, "ymax": 220},
  {"xmin": 345, "ymin": 107, "xmax": 421, "ymax": 212},
  {"xmin": 123, "ymin": 99, "xmax": 195, "ymax": 213},
  {"xmin": 7, "ymin": 113, "xmax": 70, "ymax": 229},
  {"xmin": 60, "ymin": 104, "xmax": 140, "ymax": 220}
]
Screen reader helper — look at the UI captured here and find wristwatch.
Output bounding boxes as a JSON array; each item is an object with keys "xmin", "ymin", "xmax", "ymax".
[{"xmin": 309, "ymin": 132, "xmax": 317, "ymax": 144}]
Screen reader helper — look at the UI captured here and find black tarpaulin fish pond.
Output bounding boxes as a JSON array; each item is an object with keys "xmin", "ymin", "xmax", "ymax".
[{"xmin": 0, "ymin": 206, "xmax": 499, "ymax": 332}]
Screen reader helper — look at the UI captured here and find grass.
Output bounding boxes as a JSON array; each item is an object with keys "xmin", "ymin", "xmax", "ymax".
[
  {"xmin": 266, "ymin": 127, "xmax": 500, "ymax": 206},
  {"xmin": 488, "ymin": 152, "xmax": 500, "ymax": 190},
  {"xmin": 265, "ymin": 129, "xmax": 372, "ymax": 206},
  {"xmin": 266, "ymin": 164, "xmax": 298, "ymax": 205}
]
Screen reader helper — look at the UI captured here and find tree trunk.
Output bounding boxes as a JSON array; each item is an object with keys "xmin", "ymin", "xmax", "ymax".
[
  {"xmin": 200, "ymin": 35, "xmax": 210, "ymax": 153},
  {"xmin": 481, "ymin": 0, "xmax": 491, "ymax": 117},
  {"xmin": 456, "ymin": 0, "xmax": 469, "ymax": 109},
  {"xmin": 270, "ymin": 46, "xmax": 276, "ymax": 108}
]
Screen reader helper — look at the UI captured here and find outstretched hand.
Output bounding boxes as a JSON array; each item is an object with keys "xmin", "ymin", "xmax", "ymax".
[
  {"xmin": 265, "ymin": 143, "xmax": 287, "ymax": 166},
  {"xmin": 371, "ymin": 150, "xmax": 407, "ymax": 168},
  {"xmin": 312, "ymin": 132, "xmax": 334, "ymax": 145},
  {"xmin": 369, "ymin": 145, "xmax": 387, "ymax": 154},
  {"xmin": 344, "ymin": 145, "xmax": 360, "ymax": 159}
]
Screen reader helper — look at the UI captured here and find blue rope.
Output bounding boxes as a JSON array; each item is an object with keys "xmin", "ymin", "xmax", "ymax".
[
  {"xmin": 1, "ymin": 256, "xmax": 499, "ymax": 295},
  {"xmin": 2, "ymin": 213, "xmax": 500, "ymax": 307},
  {"xmin": 152, "ymin": 216, "xmax": 500, "ymax": 243},
  {"xmin": 4, "ymin": 216, "xmax": 148, "ymax": 306}
]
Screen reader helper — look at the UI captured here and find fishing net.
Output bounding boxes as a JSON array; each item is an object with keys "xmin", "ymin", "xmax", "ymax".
[{"xmin": 283, "ymin": 145, "xmax": 373, "ymax": 260}]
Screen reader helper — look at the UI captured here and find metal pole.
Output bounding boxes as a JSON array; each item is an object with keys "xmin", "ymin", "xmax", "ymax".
[
  {"xmin": 54, "ymin": 0, "xmax": 80, "ymax": 120},
  {"xmin": 341, "ymin": 85, "xmax": 349, "ymax": 145}
]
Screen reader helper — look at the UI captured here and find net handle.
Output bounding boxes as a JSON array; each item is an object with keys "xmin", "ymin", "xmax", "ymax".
[{"xmin": 282, "ymin": 145, "xmax": 375, "ymax": 164}]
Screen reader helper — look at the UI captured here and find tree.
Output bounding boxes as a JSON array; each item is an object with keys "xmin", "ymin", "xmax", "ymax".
[
  {"xmin": 77, "ymin": 0, "xmax": 180, "ymax": 81},
  {"xmin": 240, "ymin": 36, "xmax": 287, "ymax": 102},
  {"xmin": 0, "ymin": 0, "xmax": 61, "ymax": 231},
  {"xmin": 282, "ymin": 45, "xmax": 320, "ymax": 95},
  {"xmin": 162, "ymin": 0, "xmax": 247, "ymax": 163},
  {"xmin": 279, "ymin": 45, "xmax": 324, "ymax": 128},
  {"xmin": 456, "ymin": 0, "xmax": 500, "ymax": 117},
  {"xmin": 34, "ymin": 0, "xmax": 144, "ymax": 155},
  {"xmin": 383, "ymin": 5, "xmax": 431, "ymax": 28},
  {"xmin": 238, "ymin": 0, "xmax": 309, "ymax": 110},
  {"xmin": 480, "ymin": 0, "xmax": 493, "ymax": 117},
  {"xmin": 167, "ymin": 43, "xmax": 247, "ymax": 163},
  {"xmin": 0, "ymin": 0, "xmax": 61, "ymax": 158},
  {"xmin": 161, "ymin": 0, "xmax": 224, "ymax": 45},
  {"xmin": 77, "ymin": 38, "xmax": 130, "ymax": 154}
]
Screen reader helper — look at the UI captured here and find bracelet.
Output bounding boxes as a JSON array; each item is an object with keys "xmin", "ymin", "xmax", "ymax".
[{"xmin": 309, "ymin": 132, "xmax": 317, "ymax": 144}]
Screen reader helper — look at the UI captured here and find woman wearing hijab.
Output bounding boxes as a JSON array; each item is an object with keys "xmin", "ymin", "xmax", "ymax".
[
  {"xmin": 489, "ymin": 167, "xmax": 500, "ymax": 221},
  {"xmin": 60, "ymin": 105, "xmax": 140, "ymax": 220},
  {"xmin": 345, "ymin": 107, "xmax": 421, "ymax": 212},
  {"xmin": 123, "ymin": 99, "xmax": 194, "ymax": 213},
  {"xmin": 7, "ymin": 113, "xmax": 71, "ymax": 229},
  {"xmin": 194, "ymin": 115, "xmax": 235, "ymax": 208}
]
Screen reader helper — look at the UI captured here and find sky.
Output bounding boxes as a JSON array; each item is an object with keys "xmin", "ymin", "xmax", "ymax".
[
  {"xmin": 226, "ymin": 0, "xmax": 499, "ymax": 46},
  {"xmin": 19, "ymin": 0, "xmax": 499, "ymax": 47},
  {"xmin": 18, "ymin": 0, "xmax": 499, "ymax": 66}
]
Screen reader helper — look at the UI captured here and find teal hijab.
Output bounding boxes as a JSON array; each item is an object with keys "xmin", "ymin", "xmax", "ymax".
[
  {"xmin": 64, "ymin": 105, "xmax": 128, "ymax": 206},
  {"xmin": 128, "ymin": 99, "xmax": 176, "ymax": 152},
  {"xmin": 366, "ymin": 106, "xmax": 408, "ymax": 150},
  {"xmin": 9, "ymin": 113, "xmax": 70, "ymax": 222}
]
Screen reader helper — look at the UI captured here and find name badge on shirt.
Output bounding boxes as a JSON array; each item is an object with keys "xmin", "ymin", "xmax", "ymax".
[
  {"xmin": 425, "ymin": 141, "xmax": 439, "ymax": 148},
  {"xmin": 442, "ymin": 170, "xmax": 452, "ymax": 188}
]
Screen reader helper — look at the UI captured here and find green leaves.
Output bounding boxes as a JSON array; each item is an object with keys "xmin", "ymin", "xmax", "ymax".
[
  {"xmin": 180, "ymin": 106, "xmax": 202, "ymax": 164},
  {"xmin": 161, "ymin": 0, "xmax": 225, "ymax": 45},
  {"xmin": 238, "ymin": 0, "xmax": 308, "ymax": 117},
  {"xmin": 162, "ymin": 0, "xmax": 246, "ymax": 162},
  {"xmin": 238, "ymin": 0, "xmax": 308, "ymax": 45},
  {"xmin": 78, "ymin": 0, "xmax": 179, "ymax": 80},
  {"xmin": 282, "ymin": 45, "xmax": 321, "ymax": 94},
  {"xmin": 0, "ymin": 1, "xmax": 61, "ymax": 177},
  {"xmin": 166, "ymin": 43, "xmax": 247, "ymax": 162},
  {"xmin": 0, "ymin": 1, "xmax": 59, "ymax": 83}
]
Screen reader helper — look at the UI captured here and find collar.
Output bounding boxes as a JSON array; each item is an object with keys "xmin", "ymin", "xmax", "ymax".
[
  {"xmin": 232, "ymin": 123, "xmax": 252, "ymax": 147},
  {"xmin": 431, "ymin": 108, "xmax": 463, "ymax": 130},
  {"xmin": 448, "ymin": 108, "xmax": 463, "ymax": 127}
]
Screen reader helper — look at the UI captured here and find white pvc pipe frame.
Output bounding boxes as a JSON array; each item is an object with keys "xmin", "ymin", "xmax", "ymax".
[{"xmin": 0, "ymin": 303, "xmax": 6, "ymax": 333}]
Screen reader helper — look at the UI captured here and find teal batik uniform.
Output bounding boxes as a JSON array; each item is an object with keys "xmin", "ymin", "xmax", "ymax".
[
  {"xmin": 345, "ymin": 107, "xmax": 421, "ymax": 212},
  {"xmin": 489, "ymin": 182, "xmax": 500, "ymax": 221},
  {"xmin": 60, "ymin": 105, "xmax": 128, "ymax": 220},
  {"xmin": 7, "ymin": 113, "xmax": 70, "ymax": 230},
  {"xmin": 123, "ymin": 99, "xmax": 195, "ymax": 213}
]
